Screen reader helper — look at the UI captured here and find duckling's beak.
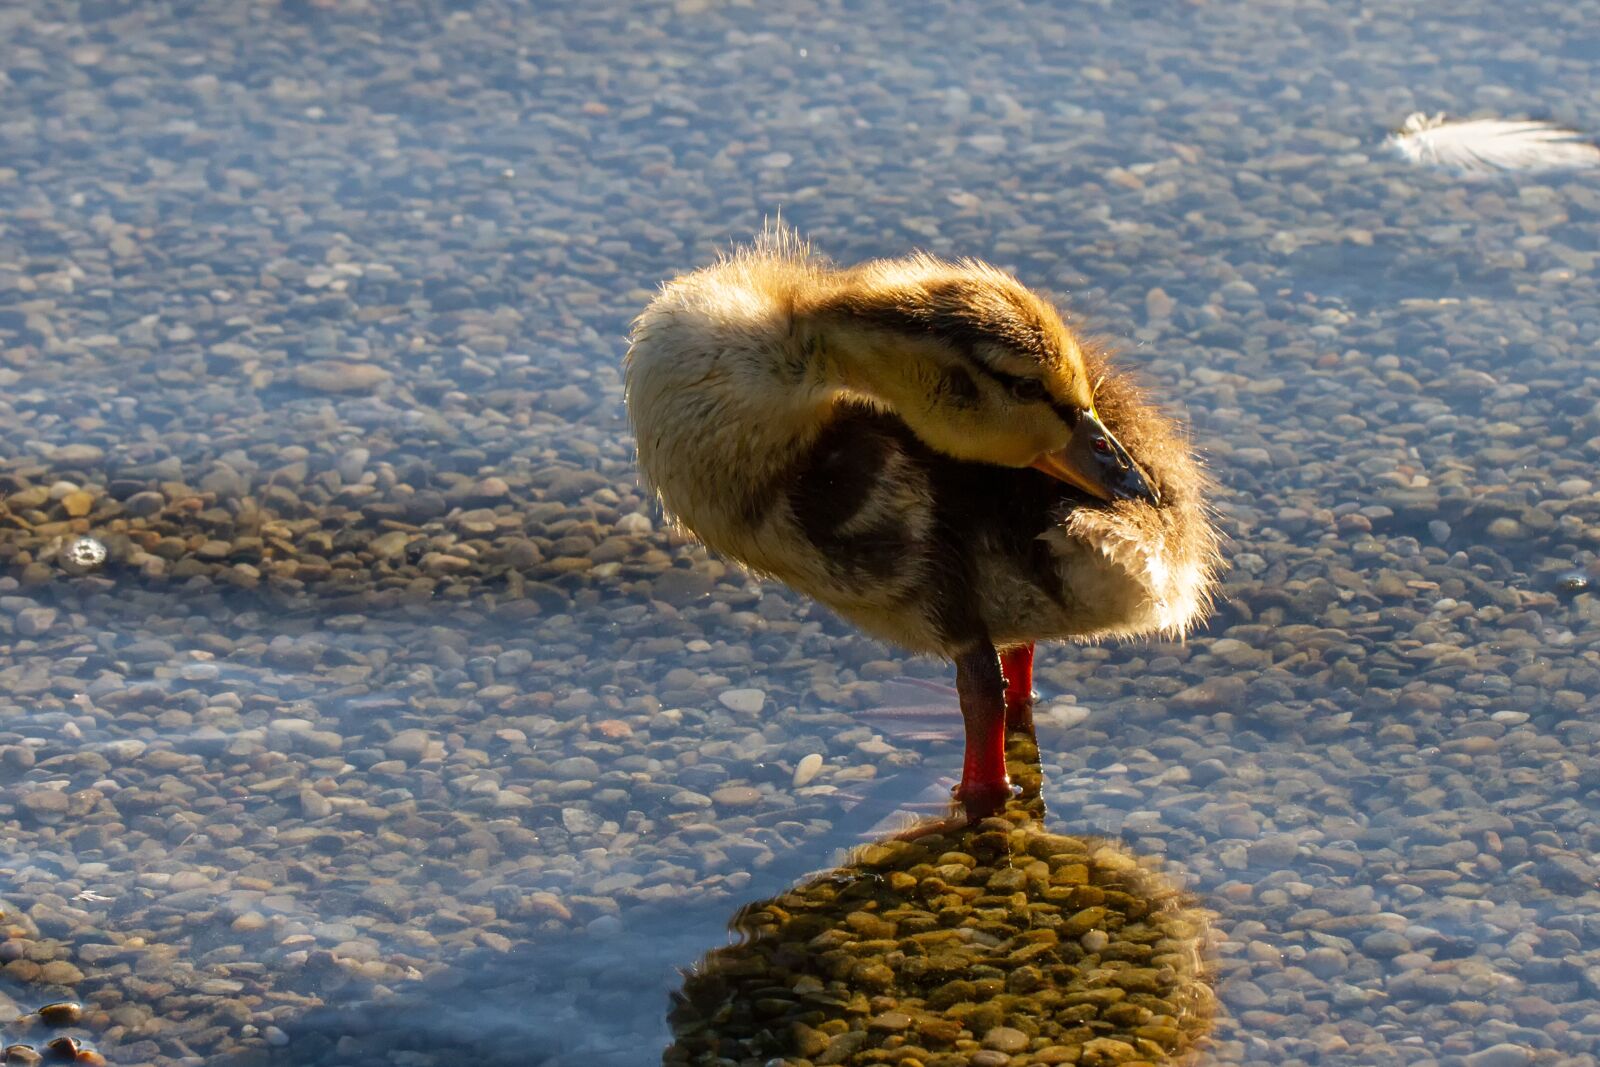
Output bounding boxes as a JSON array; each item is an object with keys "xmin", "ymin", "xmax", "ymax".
[{"xmin": 1030, "ymin": 411, "xmax": 1160, "ymax": 506}]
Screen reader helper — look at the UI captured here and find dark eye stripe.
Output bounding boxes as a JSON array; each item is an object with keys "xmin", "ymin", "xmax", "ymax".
[
  {"xmin": 979, "ymin": 366, "xmax": 1031, "ymax": 392},
  {"xmin": 1048, "ymin": 400, "xmax": 1083, "ymax": 427},
  {"xmin": 968, "ymin": 363, "xmax": 1082, "ymax": 427}
]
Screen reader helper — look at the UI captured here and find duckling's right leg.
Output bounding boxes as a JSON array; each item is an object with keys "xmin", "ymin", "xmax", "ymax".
[
  {"xmin": 1000, "ymin": 643, "xmax": 1036, "ymax": 733},
  {"xmin": 954, "ymin": 643, "xmax": 1012, "ymax": 820}
]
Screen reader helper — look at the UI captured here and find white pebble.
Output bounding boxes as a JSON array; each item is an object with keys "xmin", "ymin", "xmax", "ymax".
[
  {"xmin": 587, "ymin": 914, "xmax": 623, "ymax": 938},
  {"xmin": 616, "ymin": 512, "xmax": 653, "ymax": 535},
  {"xmin": 718, "ymin": 688, "xmax": 766, "ymax": 714},
  {"xmin": 1491, "ymin": 710, "xmax": 1530, "ymax": 725},
  {"xmin": 101, "ymin": 739, "xmax": 147, "ymax": 761},
  {"xmin": 61, "ymin": 535, "xmax": 108, "ymax": 575},
  {"xmin": 793, "ymin": 753, "xmax": 824, "ymax": 787},
  {"xmin": 1042, "ymin": 702, "xmax": 1090, "ymax": 730}
]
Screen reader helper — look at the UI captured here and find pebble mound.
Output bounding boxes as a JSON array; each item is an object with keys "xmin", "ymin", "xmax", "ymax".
[{"xmin": 667, "ymin": 808, "xmax": 1213, "ymax": 1066}]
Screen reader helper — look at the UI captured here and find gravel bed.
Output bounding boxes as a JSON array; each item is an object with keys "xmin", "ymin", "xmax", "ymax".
[{"xmin": 2, "ymin": 1, "xmax": 1600, "ymax": 1066}]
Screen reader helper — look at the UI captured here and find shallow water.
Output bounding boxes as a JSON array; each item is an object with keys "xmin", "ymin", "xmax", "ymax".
[{"xmin": 2, "ymin": 1, "xmax": 1600, "ymax": 1065}]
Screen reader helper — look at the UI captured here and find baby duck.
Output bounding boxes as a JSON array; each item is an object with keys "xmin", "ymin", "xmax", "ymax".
[{"xmin": 626, "ymin": 228, "xmax": 1220, "ymax": 819}]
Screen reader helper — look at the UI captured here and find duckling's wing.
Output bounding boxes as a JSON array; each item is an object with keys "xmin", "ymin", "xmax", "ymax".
[{"xmin": 779, "ymin": 404, "xmax": 1067, "ymax": 654}]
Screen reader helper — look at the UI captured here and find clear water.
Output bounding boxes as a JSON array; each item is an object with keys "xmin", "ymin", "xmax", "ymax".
[{"xmin": 2, "ymin": 1, "xmax": 1599, "ymax": 1065}]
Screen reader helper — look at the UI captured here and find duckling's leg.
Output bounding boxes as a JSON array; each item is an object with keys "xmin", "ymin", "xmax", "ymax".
[
  {"xmin": 954, "ymin": 643, "xmax": 1012, "ymax": 819},
  {"xmin": 1000, "ymin": 643, "xmax": 1035, "ymax": 733}
]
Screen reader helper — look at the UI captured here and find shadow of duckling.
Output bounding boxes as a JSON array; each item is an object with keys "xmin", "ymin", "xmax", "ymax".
[{"xmin": 665, "ymin": 737, "xmax": 1215, "ymax": 1067}]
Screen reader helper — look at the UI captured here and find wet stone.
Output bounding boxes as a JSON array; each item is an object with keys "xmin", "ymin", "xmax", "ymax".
[
  {"xmin": 291, "ymin": 360, "xmax": 392, "ymax": 393},
  {"xmin": 35, "ymin": 1003, "xmax": 81, "ymax": 1027},
  {"xmin": 18, "ymin": 792, "xmax": 68, "ymax": 822},
  {"xmin": 37, "ymin": 963, "xmax": 84, "ymax": 988},
  {"xmin": 982, "ymin": 1026, "xmax": 1030, "ymax": 1053},
  {"xmin": 123, "ymin": 491, "xmax": 165, "ymax": 516},
  {"xmin": 710, "ymin": 785, "xmax": 761, "ymax": 808},
  {"xmin": 718, "ymin": 688, "xmax": 766, "ymax": 714},
  {"xmin": 384, "ymin": 729, "xmax": 431, "ymax": 763},
  {"xmin": 1464, "ymin": 1045, "xmax": 1534, "ymax": 1067},
  {"xmin": 1246, "ymin": 834, "xmax": 1299, "ymax": 866},
  {"xmin": 1362, "ymin": 930, "xmax": 1412, "ymax": 958},
  {"xmin": 14, "ymin": 609, "xmax": 55, "ymax": 637},
  {"xmin": 793, "ymin": 753, "xmax": 824, "ymax": 786},
  {"xmin": 41, "ymin": 1038, "xmax": 78, "ymax": 1063}
]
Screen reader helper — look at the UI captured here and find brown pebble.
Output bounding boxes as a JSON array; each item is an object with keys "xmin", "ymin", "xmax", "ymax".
[
  {"xmin": 36, "ymin": 1003, "xmax": 81, "ymax": 1027},
  {"xmin": 710, "ymin": 785, "xmax": 762, "ymax": 808},
  {"xmin": 3, "ymin": 1046, "xmax": 42, "ymax": 1067},
  {"xmin": 42, "ymin": 1038, "xmax": 77, "ymax": 1064},
  {"xmin": 291, "ymin": 360, "xmax": 391, "ymax": 394}
]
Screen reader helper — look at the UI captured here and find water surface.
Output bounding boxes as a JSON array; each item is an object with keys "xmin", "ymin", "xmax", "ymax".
[{"xmin": 2, "ymin": 1, "xmax": 1599, "ymax": 1065}]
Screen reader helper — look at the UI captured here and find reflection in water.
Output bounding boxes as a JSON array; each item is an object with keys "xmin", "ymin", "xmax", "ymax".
[{"xmin": 667, "ymin": 740, "xmax": 1214, "ymax": 1066}]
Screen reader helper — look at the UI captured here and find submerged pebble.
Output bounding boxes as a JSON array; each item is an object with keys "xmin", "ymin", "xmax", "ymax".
[
  {"xmin": 793, "ymin": 752, "xmax": 825, "ymax": 787},
  {"xmin": 58, "ymin": 537, "xmax": 107, "ymax": 576},
  {"xmin": 1556, "ymin": 570, "xmax": 1591, "ymax": 596},
  {"xmin": 34, "ymin": 1003, "xmax": 81, "ymax": 1028},
  {"xmin": 718, "ymin": 688, "xmax": 767, "ymax": 714}
]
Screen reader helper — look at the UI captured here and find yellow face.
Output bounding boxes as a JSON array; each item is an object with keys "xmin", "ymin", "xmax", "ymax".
[
  {"xmin": 809, "ymin": 261, "xmax": 1159, "ymax": 505},
  {"xmin": 894, "ymin": 337, "xmax": 1087, "ymax": 468},
  {"xmin": 900, "ymin": 344, "xmax": 1159, "ymax": 506}
]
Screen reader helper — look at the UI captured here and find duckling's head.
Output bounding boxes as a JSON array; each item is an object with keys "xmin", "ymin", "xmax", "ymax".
[{"xmin": 809, "ymin": 257, "xmax": 1158, "ymax": 506}]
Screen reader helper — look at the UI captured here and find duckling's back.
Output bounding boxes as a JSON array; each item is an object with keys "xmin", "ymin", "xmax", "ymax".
[{"xmin": 627, "ymin": 235, "xmax": 952, "ymax": 652}]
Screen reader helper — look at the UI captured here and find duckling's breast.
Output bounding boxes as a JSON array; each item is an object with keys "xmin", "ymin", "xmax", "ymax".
[{"xmin": 980, "ymin": 502, "xmax": 1216, "ymax": 646}]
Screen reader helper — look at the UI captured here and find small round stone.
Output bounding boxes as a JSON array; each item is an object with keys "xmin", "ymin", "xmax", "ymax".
[
  {"xmin": 1555, "ymin": 570, "xmax": 1591, "ymax": 596},
  {"xmin": 1463, "ymin": 1045, "xmax": 1533, "ymax": 1067},
  {"xmin": 35, "ymin": 1003, "xmax": 81, "ymax": 1027},
  {"xmin": 717, "ymin": 688, "xmax": 766, "ymax": 714},
  {"xmin": 982, "ymin": 1026, "xmax": 1030, "ymax": 1053},
  {"xmin": 59, "ymin": 537, "xmax": 108, "ymax": 576},
  {"xmin": 793, "ymin": 753, "xmax": 824, "ymax": 787}
]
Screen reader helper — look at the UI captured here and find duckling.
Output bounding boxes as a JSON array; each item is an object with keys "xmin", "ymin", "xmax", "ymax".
[{"xmin": 626, "ymin": 227, "xmax": 1220, "ymax": 819}]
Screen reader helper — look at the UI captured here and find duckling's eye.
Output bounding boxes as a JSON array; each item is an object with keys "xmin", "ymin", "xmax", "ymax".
[
  {"xmin": 1091, "ymin": 435, "xmax": 1112, "ymax": 455},
  {"xmin": 1009, "ymin": 378, "xmax": 1050, "ymax": 403}
]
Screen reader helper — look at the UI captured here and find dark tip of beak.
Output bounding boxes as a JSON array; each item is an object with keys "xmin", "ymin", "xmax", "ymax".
[
  {"xmin": 1112, "ymin": 456, "xmax": 1160, "ymax": 506},
  {"xmin": 1090, "ymin": 415, "xmax": 1160, "ymax": 507}
]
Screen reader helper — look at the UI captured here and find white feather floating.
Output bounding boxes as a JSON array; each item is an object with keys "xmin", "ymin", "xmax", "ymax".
[{"xmin": 1388, "ymin": 112, "xmax": 1600, "ymax": 175}]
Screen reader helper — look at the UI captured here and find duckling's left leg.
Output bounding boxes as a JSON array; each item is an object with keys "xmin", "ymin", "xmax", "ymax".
[{"xmin": 954, "ymin": 643, "xmax": 1012, "ymax": 820}]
